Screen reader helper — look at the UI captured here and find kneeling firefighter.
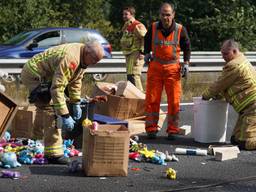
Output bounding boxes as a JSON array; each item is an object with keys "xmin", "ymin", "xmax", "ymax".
[
  {"xmin": 202, "ymin": 39, "xmax": 256, "ymax": 150},
  {"xmin": 21, "ymin": 40, "xmax": 104, "ymax": 164}
]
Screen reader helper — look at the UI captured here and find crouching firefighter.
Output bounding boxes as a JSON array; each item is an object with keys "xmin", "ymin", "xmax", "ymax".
[
  {"xmin": 202, "ymin": 39, "xmax": 256, "ymax": 150},
  {"xmin": 21, "ymin": 41, "xmax": 104, "ymax": 164}
]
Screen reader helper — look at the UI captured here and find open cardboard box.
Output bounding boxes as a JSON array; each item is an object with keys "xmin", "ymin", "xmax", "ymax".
[
  {"xmin": 0, "ymin": 92, "xmax": 18, "ymax": 138},
  {"xmin": 82, "ymin": 124, "xmax": 129, "ymax": 176},
  {"xmin": 93, "ymin": 82, "xmax": 145, "ymax": 120}
]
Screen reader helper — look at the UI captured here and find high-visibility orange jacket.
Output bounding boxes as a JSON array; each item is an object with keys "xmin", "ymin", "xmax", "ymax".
[{"xmin": 152, "ymin": 22, "xmax": 182, "ymax": 64}]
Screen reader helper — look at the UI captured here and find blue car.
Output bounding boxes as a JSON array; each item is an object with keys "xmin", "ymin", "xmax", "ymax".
[{"xmin": 0, "ymin": 27, "xmax": 112, "ymax": 59}]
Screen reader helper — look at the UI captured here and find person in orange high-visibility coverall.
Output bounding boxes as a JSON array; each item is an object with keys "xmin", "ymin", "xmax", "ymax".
[{"xmin": 143, "ymin": 2, "xmax": 191, "ymax": 139}]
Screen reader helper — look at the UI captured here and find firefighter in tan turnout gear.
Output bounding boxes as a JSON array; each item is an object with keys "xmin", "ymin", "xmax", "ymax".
[
  {"xmin": 202, "ymin": 39, "xmax": 256, "ymax": 150},
  {"xmin": 120, "ymin": 6, "xmax": 147, "ymax": 91},
  {"xmin": 21, "ymin": 41, "xmax": 104, "ymax": 164}
]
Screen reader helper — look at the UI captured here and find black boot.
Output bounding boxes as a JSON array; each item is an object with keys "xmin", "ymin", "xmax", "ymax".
[{"xmin": 47, "ymin": 156, "xmax": 71, "ymax": 164}]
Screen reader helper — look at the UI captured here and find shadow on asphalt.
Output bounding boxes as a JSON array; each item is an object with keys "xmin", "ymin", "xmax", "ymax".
[
  {"xmin": 139, "ymin": 135, "xmax": 228, "ymax": 149},
  {"xmin": 29, "ymin": 164, "xmax": 84, "ymax": 177}
]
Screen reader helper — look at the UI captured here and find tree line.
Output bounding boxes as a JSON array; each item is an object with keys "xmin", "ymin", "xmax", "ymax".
[{"xmin": 0, "ymin": 0, "xmax": 255, "ymax": 51}]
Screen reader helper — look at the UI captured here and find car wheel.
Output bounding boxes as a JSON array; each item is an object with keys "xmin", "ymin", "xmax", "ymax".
[{"xmin": 92, "ymin": 73, "xmax": 108, "ymax": 81}]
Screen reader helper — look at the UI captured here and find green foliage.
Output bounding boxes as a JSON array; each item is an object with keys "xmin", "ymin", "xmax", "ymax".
[
  {"xmin": 0, "ymin": 0, "xmax": 255, "ymax": 50},
  {"xmin": 186, "ymin": 0, "xmax": 256, "ymax": 50},
  {"xmin": 108, "ymin": 0, "xmax": 256, "ymax": 51}
]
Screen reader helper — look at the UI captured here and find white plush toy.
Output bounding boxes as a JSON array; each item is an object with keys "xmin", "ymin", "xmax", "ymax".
[{"xmin": 0, "ymin": 70, "xmax": 8, "ymax": 92}]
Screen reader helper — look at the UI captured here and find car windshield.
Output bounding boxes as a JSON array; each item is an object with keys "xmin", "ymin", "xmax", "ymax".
[
  {"xmin": 89, "ymin": 32, "xmax": 108, "ymax": 43},
  {"xmin": 2, "ymin": 31, "xmax": 38, "ymax": 45}
]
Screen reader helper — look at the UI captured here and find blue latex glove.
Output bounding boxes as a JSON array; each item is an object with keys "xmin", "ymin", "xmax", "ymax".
[
  {"xmin": 80, "ymin": 97, "xmax": 90, "ymax": 104},
  {"xmin": 72, "ymin": 103, "xmax": 82, "ymax": 120},
  {"xmin": 62, "ymin": 116, "xmax": 76, "ymax": 131},
  {"xmin": 181, "ymin": 64, "xmax": 189, "ymax": 78}
]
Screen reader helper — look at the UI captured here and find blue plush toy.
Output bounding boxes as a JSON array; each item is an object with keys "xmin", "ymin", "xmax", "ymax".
[
  {"xmin": 0, "ymin": 152, "xmax": 21, "ymax": 168},
  {"xmin": 18, "ymin": 150, "xmax": 33, "ymax": 164},
  {"xmin": 63, "ymin": 139, "xmax": 74, "ymax": 157},
  {"xmin": 63, "ymin": 139, "xmax": 73, "ymax": 148},
  {"xmin": 32, "ymin": 140, "xmax": 44, "ymax": 154},
  {"xmin": 63, "ymin": 145, "xmax": 71, "ymax": 158}
]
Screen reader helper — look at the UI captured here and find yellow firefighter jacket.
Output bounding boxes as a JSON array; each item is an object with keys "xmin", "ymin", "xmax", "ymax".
[
  {"xmin": 203, "ymin": 53, "xmax": 256, "ymax": 113},
  {"xmin": 120, "ymin": 18, "xmax": 147, "ymax": 55},
  {"xmin": 25, "ymin": 43, "xmax": 86, "ymax": 115}
]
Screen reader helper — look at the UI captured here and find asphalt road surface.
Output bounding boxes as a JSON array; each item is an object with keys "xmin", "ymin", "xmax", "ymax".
[{"xmin": 1, "ymin": 105, "xmax": 256, "ymax": 192}]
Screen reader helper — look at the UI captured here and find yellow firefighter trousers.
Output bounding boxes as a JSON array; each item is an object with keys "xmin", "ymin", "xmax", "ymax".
[
  {"xmin": 21, "ymin": 66, "xmax": 64, "ymax": 157},
  {"xmin": 232, "ymin": 102, "xmax": 256, "ymax": 150},
  {"xmin": 125, "ymin": 51, "xmax": 144, "ymax": 91}
]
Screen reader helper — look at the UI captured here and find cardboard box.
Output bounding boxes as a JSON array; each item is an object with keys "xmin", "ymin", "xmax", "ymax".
[
  {"xmin": 215, "ymin": 149, "xmax": 239, "ymax": 161},
  {"xmin": 127, "ymin": 119, "xmax": 145, "ymax": 136},
  {"xmin": 11, "ymin": 105, "xmax": 36, "ymax": 138},
  {"xmin": 208, "ymin": 145, "xmax": 240, "ymax": 156},
  {"xmin": 82, "ymin": 124, "xmax": 129, "ymax": 176},
  {"xmin": 0, "ymin": 92, "xmax": 18, "ymax": 138},
  {"xmin": 179, "ymin": 125, "xmax": 191, "ymax": 135},
  {"xmin": 116, "ymin": 81, "xmax": 145, "ymax": 99},
  {"xmin": 93, "ymin": 82, "xmax": 145, "ymax": 120}
]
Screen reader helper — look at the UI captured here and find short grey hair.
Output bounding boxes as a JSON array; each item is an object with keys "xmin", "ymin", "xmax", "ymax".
[
  {"xmin": 84, "ymin": 40, "xmax": 104, "ymax": 59},
  {"xmin": 160, "ymin": 2, "xmax": 175, "ymax": 13},
  {"xmin": 221, "ymin": 39, "xmax": 240, "ymax": 51}
]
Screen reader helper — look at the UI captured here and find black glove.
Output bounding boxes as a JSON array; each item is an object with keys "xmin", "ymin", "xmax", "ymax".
[
  {"xmin": 202, "ymin": 95, "xmax": 209, "ymax": 100},
  {"xmin": 144, "ymin": 53, "xmax": 152, "ymax": 65}
]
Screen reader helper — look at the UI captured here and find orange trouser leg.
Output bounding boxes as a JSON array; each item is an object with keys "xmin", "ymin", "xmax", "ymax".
[
  {"xmin": 163, "ymin": 64, "xmax": 181, "ymax": 134},
  {"xmin": 145, "ymin": 61, "xmax": 163, "ymax": 132}
]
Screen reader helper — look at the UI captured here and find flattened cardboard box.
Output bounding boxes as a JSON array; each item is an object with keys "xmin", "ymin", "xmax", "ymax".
[
  {"xmin": 0, "ymin": 92, "xmax": 18, "ymax": 138},
  {"xmin": 93, "ymin": 82, "xmax": 145, "ymax": 120},
  {"xmin": 82, "ymin": 124, "xmax": 129, "ymax": 176}
]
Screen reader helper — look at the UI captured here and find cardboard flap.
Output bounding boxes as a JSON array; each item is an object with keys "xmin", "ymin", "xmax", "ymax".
[
  {"xmin": 0, "ymin": 92, "xmax": 18, "ymax": 138},
  {"xmin": 89, "ymin": 124, "xmax": 129, "ymax": 136}
]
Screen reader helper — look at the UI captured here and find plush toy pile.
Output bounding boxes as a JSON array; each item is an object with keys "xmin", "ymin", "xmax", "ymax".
[
  {"xmin": 129, "ymin": 138, "xmax": 179, "ymax": 165},
  {"xmin": 0, "ymin": 132, "xmax": 81, "ymax": 168}
]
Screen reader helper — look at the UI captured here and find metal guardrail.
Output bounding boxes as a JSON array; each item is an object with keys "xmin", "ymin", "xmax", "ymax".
[{"xmin": 0, "ymin": 52, "xmax": 256, "ymax": 74}]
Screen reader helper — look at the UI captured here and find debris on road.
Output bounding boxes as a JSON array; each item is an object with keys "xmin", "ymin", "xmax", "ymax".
[
  {"xmin": 179, "ymin": 125, "xmax": 191, "ymax": 135},
  {"xmin": 1, "ymin": 170, "xmax": 21, "ymax": 179},
  {"xmin": 68, "ymin": 160, "xmax": 82, "ymax": 173},
  {"xmin": 208, "ymin": 145, "xmax": 240, "ymax": 155},
  {"xmin": 166, "ymin": 168, "xmax": 176, "ymax": 180},
  {"xmin": 131, "ymin": 167, "xmax": 141, "ymax": 171},
  {"xmin": 129, "ymin": 138, "xmax": 179, "ymax": 165},
  {"xmin": 175, "ymin": 147, "xmax": 207, "ymax": 156}
]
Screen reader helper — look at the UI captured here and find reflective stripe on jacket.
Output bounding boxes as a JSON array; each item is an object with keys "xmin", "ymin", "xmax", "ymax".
[
  {"xmin": 203, "ymin": 54, "xmax": 256, "ymax": 113},
  {"xmin": 152, "ymin": 22, "xmax": 182, "ymax": 64},
  {"xmin": 120, "ymin": 19, "xmax": 147, "ymax": 55},
  {"xmin": 25, "ymin": 43, "xmax": 86, "ymax": 115}
]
